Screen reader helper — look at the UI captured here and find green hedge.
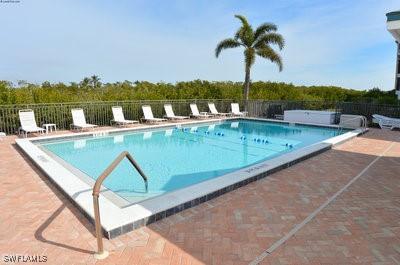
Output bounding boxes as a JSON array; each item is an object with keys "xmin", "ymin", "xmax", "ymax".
[{"xmin": 0, "ymin": 80, "xmax": 398, "ymax": 105}]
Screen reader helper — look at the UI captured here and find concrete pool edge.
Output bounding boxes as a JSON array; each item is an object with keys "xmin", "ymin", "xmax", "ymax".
[{"xmin": 15, "ymin": 118, "xmax": 366, "ymax": 239}]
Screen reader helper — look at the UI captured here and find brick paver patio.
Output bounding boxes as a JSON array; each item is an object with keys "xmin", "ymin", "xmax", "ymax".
[{"xmin": 0, "ymin": 127, "xmax": 399, "ymax": 264}]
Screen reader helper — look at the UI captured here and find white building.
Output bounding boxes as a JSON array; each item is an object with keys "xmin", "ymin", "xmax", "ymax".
[{"xmin": 386, "ymin": 11, "xmax": 400, "ymax": 99}]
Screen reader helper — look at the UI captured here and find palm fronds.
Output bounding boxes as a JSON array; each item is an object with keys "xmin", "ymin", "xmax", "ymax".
[{"xmin": 215, "ymin": 38, "xmax": 242, "ymax": 57}]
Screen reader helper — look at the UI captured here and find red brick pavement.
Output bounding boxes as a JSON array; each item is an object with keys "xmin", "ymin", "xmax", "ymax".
[{"xmin": 0, "ymin": 128, "xmax": 399, "ymax": 265}]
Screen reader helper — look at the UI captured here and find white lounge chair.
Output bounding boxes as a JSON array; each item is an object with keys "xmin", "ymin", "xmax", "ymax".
[
  {"xmin": 164, "ymin": 104, "xmax": 189, "ymax": 120},
  {"xmin": 372, "ymin": 114, "xmax": 400, "ymax": 130},
  {"xmin": 0, "ymin": 132, "xmax": 6, "ymax": 141},
  {"xmin": 111, "ymin": 106, "xmax": 138, "ymax": 126},
  {"xmin": 18, "ymin": 109, "xmax": 45, "ymax": 137},
  {"xmin": 190, "ymin": 103, "xmax": 211, "ymax": 119},
  {"xmin": 231, "ymin": 103, "xmax": 248, "ymax": 117},
  {"xmin": 71, "ymin": 108, "xmax": 97, "ymax": 131},
  {"xmin": 208, "ymin": 103, "xmax": 230, "ymax": 116},
  {"xmin": 141, "ymin": 105, "xmax": 167, "ymax": 123}
]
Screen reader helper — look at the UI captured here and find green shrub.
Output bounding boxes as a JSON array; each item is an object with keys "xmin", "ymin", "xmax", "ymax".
[{"xmin": 0, "ymin": 78, "xmax": 397, "ymax": 105}]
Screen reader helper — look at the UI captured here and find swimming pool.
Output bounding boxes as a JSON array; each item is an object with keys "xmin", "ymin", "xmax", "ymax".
[
  {"xmin": 17, "ymin": 117, "xmax": 364, "ymax": 237},
  {"xmin": 38, "ymin": 119, "xmax": 347, "ymax": 205}
]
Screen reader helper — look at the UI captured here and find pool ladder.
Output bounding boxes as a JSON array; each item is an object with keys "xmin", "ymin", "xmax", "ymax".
[
  {"xmin": 337, "ymin": 115, "xmax": 367, "ymax": 133},
  {"xmin": 92, "ymin": 151, "xmax": 148, "ymax": 259}
]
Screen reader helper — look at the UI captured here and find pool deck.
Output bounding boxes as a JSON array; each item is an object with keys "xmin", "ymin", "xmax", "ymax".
[{"xmin": 1, "ymin": 125, "xmax": 400, "ymax": 264}]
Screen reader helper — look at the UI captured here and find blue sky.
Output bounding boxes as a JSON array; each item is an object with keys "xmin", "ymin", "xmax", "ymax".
[{"xmin": 0, "ymin": 0, "xmax": 398, "ymax": 90}]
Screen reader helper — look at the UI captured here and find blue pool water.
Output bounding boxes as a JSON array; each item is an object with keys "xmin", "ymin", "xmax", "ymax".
[{"xmin": 40, "ymin": 119, "xmax": 345, "ymax": 204}]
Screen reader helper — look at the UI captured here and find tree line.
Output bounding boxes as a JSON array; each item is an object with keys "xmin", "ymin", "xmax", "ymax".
[{"xmin": 0, "ymin": 78, "xmax": 398, "ymax": 105}]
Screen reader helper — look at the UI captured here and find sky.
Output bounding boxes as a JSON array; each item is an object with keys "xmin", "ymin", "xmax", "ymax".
[{"xmin": 0, "ymin": 0, "xmax": 399, "ymax": 90}]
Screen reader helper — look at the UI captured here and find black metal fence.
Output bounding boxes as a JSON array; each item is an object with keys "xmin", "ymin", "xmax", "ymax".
[
  {"xmin": 247, "ymin": 100, "xmax": 400, "ymax": 122},
  {"xmin": 0, "ymin": 99, "xmax": 239, "ymax": 135},
  {"xmin": 1, "ymin": 99, "xmax": 399, "ymax": 135}
]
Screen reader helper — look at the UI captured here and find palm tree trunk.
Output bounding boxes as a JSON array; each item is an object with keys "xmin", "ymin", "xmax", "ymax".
[{"xmin": 243, "ymin": 66, "xmax": 250, "ymax": 110}]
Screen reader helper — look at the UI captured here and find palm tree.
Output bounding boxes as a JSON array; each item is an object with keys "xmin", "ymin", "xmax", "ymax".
[
  {"xmin": 90, "ymin": 75, "xmax": 101, "ymax": 89},
  {"xmin": 215, "ymin": 15, "xmax": 285, "ymax": 102},
  {"xmin": 80, "ymin": 77, "xmax": 91, "ymax": 88}
]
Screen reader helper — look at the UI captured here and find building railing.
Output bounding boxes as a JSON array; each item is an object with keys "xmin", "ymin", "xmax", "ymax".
[{"xmin": 1, "ymin": 99, "xmax": 400, "ymax": 134}]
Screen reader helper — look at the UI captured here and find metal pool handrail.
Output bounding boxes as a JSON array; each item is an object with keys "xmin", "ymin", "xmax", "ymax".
[
  {"xmin": 337, "ymin": 115, "xmax": 367, "ymax": 133},
  {"xmin": 92, "ymin": 151, "xmax": 148, "ymax": 259}
]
